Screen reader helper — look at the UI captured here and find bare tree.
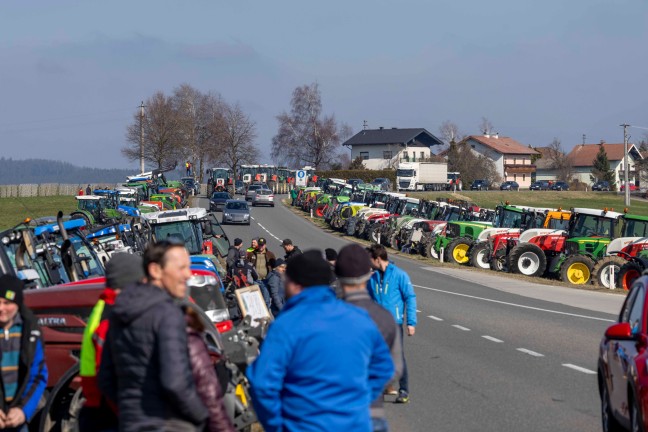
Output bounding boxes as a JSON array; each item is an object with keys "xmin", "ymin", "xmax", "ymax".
[
  {"xmin": 214, "ymin": 103, "xmax": 258, "ymax": 182},
  {"xmin": 439, "ymin": 121, "xmax": 461, "ymax": 145},
  {"xmin": 479, "ymin": 117, "xmax": 495, "ymax": 135},
  {"xmin": 547, "ymin": 138, "xmax": 573, "ymax": 182}
]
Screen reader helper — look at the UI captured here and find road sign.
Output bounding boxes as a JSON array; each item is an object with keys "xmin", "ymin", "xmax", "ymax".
[{"xmin": 296, "ymin": 170, "xmax": 307, "ymax": 187}]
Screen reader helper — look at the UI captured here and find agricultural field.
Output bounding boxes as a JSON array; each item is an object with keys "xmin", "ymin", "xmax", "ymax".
[{"xmin": 0, "ymin": 196, "xmax": 76, "ymax": 230}]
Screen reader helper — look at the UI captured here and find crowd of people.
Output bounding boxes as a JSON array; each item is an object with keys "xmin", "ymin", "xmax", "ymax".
[{"xmin": 0, "ymin": 237, "xmax": 416, "ymax": 432}]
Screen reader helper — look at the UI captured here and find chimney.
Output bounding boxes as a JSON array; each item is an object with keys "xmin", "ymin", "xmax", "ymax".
[
  {"xmin": 379, "ymin": 126, "xmax": 384, "ymax": 130},
  {"xmin": 484, "ymin": 133, "xmax": 490, "ymax": 138},
  {"xmin": 493, "ymin": 133, "xmax": 499, "ymax": 139}
]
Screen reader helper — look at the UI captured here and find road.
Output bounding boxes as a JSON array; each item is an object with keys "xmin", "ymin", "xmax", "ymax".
[{"xmin": 197, "ymin": 196, "xmax": 622, "ymax": 432}]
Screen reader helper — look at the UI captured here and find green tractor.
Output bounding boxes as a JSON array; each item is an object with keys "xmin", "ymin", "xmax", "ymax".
[
  {"xmin": 431, "ymin": 206, "xmax": 496, "ymax": 264},
  {"xmin": 71, "ymin": 196, "xmax": 123, "ymax": 229}
]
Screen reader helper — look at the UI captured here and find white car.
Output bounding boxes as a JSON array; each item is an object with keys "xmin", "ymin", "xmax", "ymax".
[{"xmin": 252, "ymin": 189, "xmax": 274, "ymax": 207}]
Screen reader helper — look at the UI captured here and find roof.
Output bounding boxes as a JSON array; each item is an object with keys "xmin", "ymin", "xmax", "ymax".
[
  {"xmin": 343, "ymin": 128, "xmax": 443, "ymax": 147},
  {"xmin": 566, "ymin": 143, "xmax": 642, "ymax": 167},
  {"xmin": 140, "ymin": 207, "xmax": 207, "ymax": 223},
  {"xmin": 464, "ymin": 135, "xmax": 539, "ymax": 155}
]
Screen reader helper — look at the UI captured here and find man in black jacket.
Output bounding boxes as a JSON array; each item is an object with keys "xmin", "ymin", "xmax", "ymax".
[
  {"xmin": 226, "ymin": 238, "xmax": 244, "ymax": 274},
  {"xmin": 281, "ymin": 238, "xmax": 302, "ymax": 261},
  {"xmin": 99, "ymin": 241, "xmax": 208, "ymax": 432}
]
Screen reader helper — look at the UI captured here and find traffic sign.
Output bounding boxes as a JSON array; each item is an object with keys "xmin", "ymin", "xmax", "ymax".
[{"xmin": 296, "ymin": 170, "xmax": 307, "ymax": 186}]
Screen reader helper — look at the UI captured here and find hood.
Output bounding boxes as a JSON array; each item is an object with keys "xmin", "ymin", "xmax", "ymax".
[{"xmin": 112, "ymin": 282, "xmax": 172, "ymax": 324}]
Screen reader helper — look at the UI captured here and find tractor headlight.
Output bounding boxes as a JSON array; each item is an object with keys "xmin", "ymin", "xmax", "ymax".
[
  {"xmin": 1, "ymin": 236, "xmax": 9, "ymax": 245},
  {"xmin": 188, "ymin": 274, "xmax": 218, "ymax": 288}
]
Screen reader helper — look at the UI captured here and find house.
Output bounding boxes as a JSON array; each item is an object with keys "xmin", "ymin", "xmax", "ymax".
[
  {"xmin": 534, "ymin": 146, "xmax": 563, "ymax": 181},
  {"xmin": 566, "ymin": 142, "xmax": 642, "ymax": 185},
  {"xmin": 460, "ymin": 134, "xmax": 538, "ymax": 188},
  {"xmin": 343, "ymin": 127, "xmax": 444, "ymax": 170}
]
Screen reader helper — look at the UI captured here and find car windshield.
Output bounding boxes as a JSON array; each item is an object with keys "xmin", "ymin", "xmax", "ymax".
[
  {"xmin": 248, "ymin": 185, "xmax": 261, "ymax": 191},
  {"xmin": 226, "ymin": 202, "xmax": 248, "ymax": 210},
  {"xmin": 153, "ymin": 221, "xmax": 202, "ymax": 254},
  {"xmin": 212, "ymin": 193, "xmax": 230, "ymax": 199}
]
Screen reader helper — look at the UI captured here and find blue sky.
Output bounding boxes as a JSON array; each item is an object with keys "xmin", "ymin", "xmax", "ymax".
[{"xmin": 1, "ymin": 0, "xmax": 647, "ymax": 169}]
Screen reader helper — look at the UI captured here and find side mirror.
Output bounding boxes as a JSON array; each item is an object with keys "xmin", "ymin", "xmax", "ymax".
[{"xmin": 605, "ymin": 322, "xmax": 635, "ymax": 340}]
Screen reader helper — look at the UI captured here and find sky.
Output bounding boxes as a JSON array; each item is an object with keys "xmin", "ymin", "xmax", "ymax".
[{"xmin": 1, "ymin": 0, "xmax": 647, "ymax": 169}]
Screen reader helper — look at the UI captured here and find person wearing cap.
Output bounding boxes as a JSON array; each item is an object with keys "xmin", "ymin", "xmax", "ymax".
[
  {"xmin": 336, "ymin": 244, "xmax": 403, "ymax": 432},
  {"xmin": 78, "ymin": 253, "xmax": 145, "ymax": 431},
  {"xmin": 265, "ymin": 258, "xmax": 287, "ymax": 316},
  {"xmin": 0, "ymin": 275, "xmax": 48, "ymax": 431},
  {"xmin": 366, "ymin": 244, "xmax": 417, "ymax": 404},
  {"xmin": 247, "ymin": 250, "xmax": 394, "ymax": 432},
  {"xmin": 281, "ymin": 239, "xmax": 302, "ymax": 261},
  {"xmin": 226, "ymin": 238, "xmax": 244, "ymax": 274},
  {"xmin": 248, "ymin": 238, "xmax": 276, "ymax": 308}
]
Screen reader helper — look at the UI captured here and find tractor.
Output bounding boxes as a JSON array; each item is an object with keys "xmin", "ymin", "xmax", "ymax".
[
  {"xmin": 206, "ymin": 167, "xmax": 234, "ymax": 195},
  {"xmin": 71, "ymin": 196, "xmax": 123, "ymax": 229}
]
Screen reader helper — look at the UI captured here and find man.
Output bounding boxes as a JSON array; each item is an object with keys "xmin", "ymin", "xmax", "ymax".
[
  {"xmin": 226, "ymin": 238, "xmax": 244, "ymax": 273},
  {"xmin": 245, "ymin": 238, "xmax": 258, "ymax": 261},
  {"xmin": 248, "ymin": 238, "xmax": 276, "ymax": 308},
  {"xmin": 185, "ymin": 161, "xmax": 192, "ymax": 176},
  {"xmin": 0, "ymin": 275, "xmax": 48, "ymax": 431},
  {"xmin": 325, "ymin": 248, "xmax": 337, "ymax": 268},
  {"xmin": 99, "ymin": 241, "xmax": 208, "ymax": 431},
  {"xmin": 290, "ymin": 188, "xmax": 298, "ymax": 206},
  {"xmin": 336, "ymin": 245, "xmax": 402, "ymax": 432},
  {"xmin": 247, "ymin": 251, "xmax": 393, "ymax": 432},
  {"xmin": 79, "ymin": 254, "xmax": 145, "ymax": 431},
  {"xmin": 266, "ymin": 258, "xmax": 286, "ymax": 316},
  {"xmin": 281, "ymin": 239, "xmax": 302, "ymax": 261},
  {"xmin": 86, "ymin": 184, "xmax": 92, "ymax": 195},
  {"xmin": 367, "ymin": 244, "xmax": 417, "ymax": 404}
]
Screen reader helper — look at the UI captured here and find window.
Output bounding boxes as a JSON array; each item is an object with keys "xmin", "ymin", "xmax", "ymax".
[
  {"xmin": 360, "ymin": 151, "xmax": 369, "ymax": 160},
  {"xmin": 522, "ymin": 174, "xmax": 526, "ymax": 181},
  {"xmin": 513, "ymin": 158, "xmax": 517, "ymax": 165},
  {"xmin": 420, "ymin": 151, "xmax": 425, "ymax": 160},
  {"xmin": 383, "ymin": 151, "xmax": 392, "ymax": 160},
  {"xmin": 622, "ymin": 286, "xmax": 645, "ymax": 335},
  {"xmin": 513, "ymin": 174, "xmax": 517, "ymax": 181}
]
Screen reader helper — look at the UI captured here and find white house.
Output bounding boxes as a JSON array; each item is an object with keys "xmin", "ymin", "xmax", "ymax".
[
  {"xmin": 566, "ymin": 142, "xmax": 642, "ymax": 185},
  {"xmin": 343, "ymin": 127, "xmax": 444, "ymax": 170}
]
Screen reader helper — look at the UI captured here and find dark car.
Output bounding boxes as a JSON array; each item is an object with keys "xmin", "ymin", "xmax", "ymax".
[
  {"xmin": 551, "ymin": 181, "xmax": 570, "ymax": 191},
  {"xmin": 470, "ymin": 179, "xmax": 490, "ymax": 191},
  {"xmin": 222, "ymin": 200, "xmax": 250, "ymax": 225},
  {"xmin": 181, "ymin": 177, "xmax": 201, "ymax": 195},
  {"xmin": 371, "ymin": 178, "xmax": 392, "ymax": 191},
  {"xmin": 234, "ymin": 180, "xmax": 246, "ymax": 195},
  {"xmin": 529, "ymin": 181, "xmax": 550, "ymax": 191},
  {"xmin": 500, "ymin": 181, "xmax": 519, "ymax": 191},
  {"xmin": 210, "ymin": 192, "xmax": 232, "ymax": 212},
  {"xmin": 592, "ymin": 181, "xmax": 611, "ymax": 191},
  {"xmin": 347, "ymin": 178, "xmax": 364, "ymax": 187}
]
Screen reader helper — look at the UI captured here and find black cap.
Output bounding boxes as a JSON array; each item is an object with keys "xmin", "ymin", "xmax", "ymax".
[
  {"xmin": 258, "ymin": 237, "xmax": 267, "ymax": 246},
  {"xmin": 0, "ymin": 275, "xmax": 23, "ymax": 305},
  {"xmin": 272, "ymin": 258, "xmax": 286, "ymax": 269},
  {"xmin": 286, "ymin": 250, "xmax": 333, "ymax": 287},
  {"xmin": 281, "ymin": 239, "xmax": 293, "ymax": 246},
  {"xmin": 106, "ymin": 253, "xmax": 145, "ymax": 290},
  {"xmin": 335, "ymin": 244, "xmax": 372, "ymax": 284},
  {"xmin": 234, "ymin": 238, "xmax": 243, "ymax": 246},
  {"xmin": 325, "ymin": 248, "xmax": 338, "ymax": 262}
]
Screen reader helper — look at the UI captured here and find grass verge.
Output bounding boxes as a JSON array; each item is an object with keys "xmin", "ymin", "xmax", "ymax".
[{"xmin": 0, "ymin": 196, "xmax": 76, "ymax": 231}]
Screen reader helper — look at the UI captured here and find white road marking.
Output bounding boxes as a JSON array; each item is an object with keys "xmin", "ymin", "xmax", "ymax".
[
  {"xmin": 413, "ymin": 284, "xmax": 615, "ymax": 323},
  {"xmin": 516, "ymin": 348, "xmax": 544, "ymax": 357},
  {"xmin": 427, "ymin": 315, "xmax": 443, "ymax": 321},
  {"xmin": 416, "ymin": 309, "xmax": 421, "ymax": 313},
  {"xmin": 562, "ymin": 363, "xmax": 596, "ymax": 375},
  {"xmin": 452, "ymin": 325, "xmax": 470, "ymax": 331},
  {"xmin": 256, "ymin": 222, "xmax": 281, "ymax": 241},
  {"xmin": 482, "ymin": 335, "xmax": 504, "ymax": 343}
]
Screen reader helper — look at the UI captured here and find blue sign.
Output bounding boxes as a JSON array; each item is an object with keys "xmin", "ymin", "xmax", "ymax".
[{"xmin": 297, "ymin": 170, "xmax": 306, "ymax": 179}]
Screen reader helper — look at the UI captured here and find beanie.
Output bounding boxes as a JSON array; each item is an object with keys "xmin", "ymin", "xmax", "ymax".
[
  {"xmin": 106, "ymin": 253, "xmax": 145, "ymax": 289},
  {"xmin": 335, "ymin": 244, "xmax": 373, "ymax": 284},
  {"xmin": 325, "ymin": 248, "xmax": 338, "ymax": 262},
  {"xmin": 234, "ymin": 238, "xmax": 243, "ymax": 247},
  {"xmin": 286, "ymin": 250, "xmax": 333, "ymax": 287},
  {"xmin": 0, "ymin": 275, "xmax": 24, "ymax": 305}
]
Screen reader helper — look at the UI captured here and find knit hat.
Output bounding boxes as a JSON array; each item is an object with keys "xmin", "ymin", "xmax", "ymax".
[
  {"xmin": 0, "ymin": 275, "xmax": 23, "ymax": 305},
  {"xmin": 286, "ymin": 250, "xmax": 333, "ymax": 287},
  {"xmin": 272, "ymin": 258, "xmax": 286, "ymax": 269},
  {"xmin": 105, "ymin": 253, "xmax": 145, "ymax": 289},
  {"xmin": 335, "ymin": 244, "xmax": 373, "ymax": 284},
  {"xmin": 234, "ymin": 238, "xmax": 243, "ymax": 247},
  {"xmin": 325, "ymin": 248, "xmax": 338, "ymax": 262}
]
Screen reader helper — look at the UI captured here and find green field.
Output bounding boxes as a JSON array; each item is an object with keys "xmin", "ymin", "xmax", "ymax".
[
  {"xmin": 410, "ymin": 190, "xmax": 648, "ymax": 215},
  {"xmin": 0, "ymin": 196, "xmax": 77, "ymax": 231}
]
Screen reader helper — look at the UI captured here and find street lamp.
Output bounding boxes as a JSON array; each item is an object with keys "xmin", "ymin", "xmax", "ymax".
[{"xmin": 621, "ymin": 124, "xmax": 630, "ymax": 207}]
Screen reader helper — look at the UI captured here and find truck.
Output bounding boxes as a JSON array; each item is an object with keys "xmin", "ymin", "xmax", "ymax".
[{"xmin": 396, "ymin": 161, "xmax": 448, "ymax": 191}]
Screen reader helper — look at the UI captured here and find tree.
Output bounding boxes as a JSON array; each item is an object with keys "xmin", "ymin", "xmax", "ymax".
[
  {"xmin": 546, "ymin": 138, "xmax": 573, "ymax": 182},
  {"xmin": 439, "ymin": 121, "xmax": 461, "ymax": 145},
  {"xmin": 348, "ymin": 156, "xmax": 366, "ymax": 170},
  {"xmin": 272, "ymin": 83, "xmax": 345, "ymax": 169},
  {"xmin": 479, "ymin": 117, "xmax": 495, "ymax": 135},
  {"xmin": 446, "ymin": 140, "xmax": 500, "ymax": 186},
  {"xmin": 591, "ymin": 144, "xmax": 616, "ymax": 188},
  {"xmin": 213, "ymin": 103, "xmax": 258, "ymax": 183}
]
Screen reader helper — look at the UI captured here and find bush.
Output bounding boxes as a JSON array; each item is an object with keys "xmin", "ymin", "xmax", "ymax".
[{"xmin": 315, "ymin": 169, "xmax": 396, "ymax": 184}]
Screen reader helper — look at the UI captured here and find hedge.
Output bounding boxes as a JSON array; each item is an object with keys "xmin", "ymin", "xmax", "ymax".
[{"xmin": 315, "ymin": 169, "xmax": 396, "ymax": 184}]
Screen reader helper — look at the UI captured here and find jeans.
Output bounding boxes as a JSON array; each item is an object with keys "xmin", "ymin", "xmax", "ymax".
[
  {"xmin": 372, "ymin": 417, "xmax": 389, "ymax": 432},
  {"xmin": 398, "ymin": 325, "xmax": 409, "ymax": 394}
]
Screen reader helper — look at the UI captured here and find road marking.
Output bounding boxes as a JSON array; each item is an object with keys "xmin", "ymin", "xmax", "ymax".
[
  {"xmin": 416, "ymin": 309, "xmax": 421, "ymax": 313},
  {"xmin": 562, "ymin": 363, "xmax": 596, "ymax": 375},
  {"xmin": 256, "ymin": 222, "xmax": 281, "ymax": 241},
  {"xmin": 427, "ymin": 315, "xmax": 443, "ymax": 321},
  {"xmin": 516, "ymin": 348, "xmax": 544, "ymax": 357},
  {"xmin": 413, "ymin": 284, "xmax": 615, "ymax": 323},
  {"xmin": 482, "ymin": 335, "xmax": 504, "ymax": 343},
  {"xmin": 452, "ymin": 324, "xmax": 470, "ymax": 331}
]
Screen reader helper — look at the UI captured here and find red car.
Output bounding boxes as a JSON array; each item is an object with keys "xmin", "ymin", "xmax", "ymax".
[
  {"xmin": 620, "ymin": 183, "xmax": 638, "ymax": 192},
  {"xmin": 598, "ymin": 275, "xmax": 648, "ymax": 431}
]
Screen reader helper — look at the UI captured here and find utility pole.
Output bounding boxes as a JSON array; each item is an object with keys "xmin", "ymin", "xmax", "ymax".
[
  {"xmin": 582, "ymin": 134, "xmax": 586, "ymax": 145},
  {"xmin": 621, "ymin": 123, "xmax": 630, "ymax": 207},
  {"xmin": 139, "ymin": 101, "xmax": 146, "ymax": 174}
]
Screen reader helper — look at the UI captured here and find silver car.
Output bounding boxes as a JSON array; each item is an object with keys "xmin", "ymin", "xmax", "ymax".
[
  {"xmin": 245, "ymin": 184, "xmax": 264, "ymax": 201},
  {"xmin": 252, "ymin": 189, "xmax": 274, "ymax": 207},
  {"xmin": 221, "ymin": 200, "xmax": 250, "ymax": 225}
]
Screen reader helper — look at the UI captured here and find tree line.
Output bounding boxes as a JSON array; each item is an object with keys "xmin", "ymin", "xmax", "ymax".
[{"xmin": 0, "ymin": 158, "xmax": 133, "ymax": 185}]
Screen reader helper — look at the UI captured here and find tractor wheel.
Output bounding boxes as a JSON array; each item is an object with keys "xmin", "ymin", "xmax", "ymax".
[
  {"xmin": 445, "ymin": 237, "xmax": 473, "ymax": 265},
  {"xmin": 369, "ymin": 225, "xmax": 382, "ymax": 244},
  {"xmin": 489, "ymin": 246, "xmax": 508, "ymax": 272},
  {"xmin": 560, "ymin": 255, "xmax": 595, "ymax": 285},
  {"xmin": 618, "ymin": 262, "xmax": 645, "ymax": 291},
  {"xmin": 509, "ymin": 243, "xmax": 547, "ymax": 277},
  {"xmin": 424, "ymin": 240, "xmax": 440, "ymax": 260},
  {"xmin": 593, "ymin": 256, "xmax": 626, "ymax": 289},
  {"xmin": 70, "ymin": 213, "xmax": 92, "ymax": 230},
  {"xmin": 355, "ymin": 220, "xmax": 366, "ymax": 237},
  {"xmin": 315, "ymin": 205, "xmax": 326, "ymax": 217},
  {"xmin": 469, "ymin": 242, "xmax": 491, "ymax": 270}
]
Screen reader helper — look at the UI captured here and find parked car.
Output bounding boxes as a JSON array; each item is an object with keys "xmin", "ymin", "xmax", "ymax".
[
  {"xmin": 371, "ymin": 178, "xmax": 392, "ymax": 191},
  {"xmin": 529, "ymin": 181, "xmax": 550, "ymax": 191},
  {"xmin": 347, "ymin": 178, "xmax": 364, "ymax": 187},
  {"xmin": 222, "ymin": 200, "xmax": 250, "ymax": 225},
  {"xmin": 551, "ymin": 181, "xmax": 570, "ymax": 191},
  {"xmin": 235, "ymin": 180, "xmax": 246, "ymax": 195},
  {"xmin": 245, "ymin": 184, "xmax": 264, "ymax": 201},
  {"xmin": 209, "ymin": 192, "xmax": 232, "ymax": 212},
  {"xmin": 500, "ymin": 181, "xmax": 519, "ymax": 191},
  {"xmin": 592, "ymin": 181, "xmax": 611, "ymax": 191},
  {"xmin": 180, "ymin": 177, "xmax": 201, "ymax": 195},
  {"xmin": 470, "ymin": 179, "xmax": 490, "ymax": 191},
  {"xmin": 598, "ymin": 275, "xmax": 648, "ymax": 432},
  {"xmin": 252, "ymin": 189, "xmax": 274, "ymax": 207},
  {"xmin": 621, "ymin": 182, "xmax": 638, "ymax": 192}
]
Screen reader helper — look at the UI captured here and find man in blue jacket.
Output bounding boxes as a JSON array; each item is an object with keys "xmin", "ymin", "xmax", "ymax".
[
  {"xmin": 247, "ymin": 250, "xmax": 394, "ymax": 432},
  {"xmin": 366, "ymin": 244, "xmax": 417, "ymax": 404}
]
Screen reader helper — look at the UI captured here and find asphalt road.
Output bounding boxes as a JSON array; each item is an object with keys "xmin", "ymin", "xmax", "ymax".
[{"xmin": 197, "ymin": 195, "xmax": 621, "ymax": 432}]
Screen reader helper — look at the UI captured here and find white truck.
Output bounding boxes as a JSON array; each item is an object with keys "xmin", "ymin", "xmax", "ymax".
[{"xmin": 396, "ymin": 161, "xmax": 449, "ymax": 191}]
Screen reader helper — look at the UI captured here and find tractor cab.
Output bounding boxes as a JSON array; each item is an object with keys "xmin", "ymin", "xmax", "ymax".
[
  {"xmin": 72, "ymin": 196, "xmax": 123, "ymax": 228},
  {"xmin": 207, "ymin": 167, "xmax": 233, "ymax": 195}
]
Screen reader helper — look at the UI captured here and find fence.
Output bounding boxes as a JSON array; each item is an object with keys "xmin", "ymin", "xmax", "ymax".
[{"xmin": 0, "ymin": 184, "xmax": 122, "ymax": 198}]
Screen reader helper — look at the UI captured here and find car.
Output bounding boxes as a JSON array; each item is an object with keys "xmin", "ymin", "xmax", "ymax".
[
  {"xmin": 234, "ymin": 180, "xmax": 246, "ymax": 195},
  {"xmin": 371, "ymin": 178, "xmax": 392, "ymax": 191},
  {"xmin": 347, "ymin": 178, "xmax": 364, "ymax": 187},
  {"xmin": 180, "ymin": 177, "xmax": 201, "ymax": 195},
  {"xmin": 245, "ymin": 184, "xmax": 264, "ymax": 201},
  {"xmin": 551, "ymin": 181, "xmax": 570, "ymax": 191},
  {"xmin": 598, "ymin": 275, "xmax": 648, "ymax": 432},
  {"xmin": 221, "ymin": 200, "xmax": 250, "ymax": 225},
  {"xmin": 621, "ymin": 183, "xmax": 638, "ymax": 192},
  {"xmin": 209, "ymin": 192, "xmax": 232, "ymax": 212},
  {"xmin": 529, "ymin": 181, "xmax": 550, "ymax": 191},
  {"xmin": 499, "ymin": 181, "xmax": 519, "ymax": 191},
  {"xmin": 252, "ymin": 189, "xmax": 274, "ymax": 207},
  {"xmin": 470, "ymin": 179, "xmax": 490, "ymax": 191},
  {"xmin": 592, "ymin": 181, "xmax": 611, "ymax": 191}
]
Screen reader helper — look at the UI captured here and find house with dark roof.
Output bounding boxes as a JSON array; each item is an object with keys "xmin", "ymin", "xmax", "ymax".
[
  {"xmin": 566, "ymin": 142, "xmax": 642, "ymax": 185},
  {"xmin": 459, "ymin": 134, "xmax": 539, "ymax": 188},
  {"xmin": 342, "ymin": 127, "xmax": 444, "ymax": 170}
]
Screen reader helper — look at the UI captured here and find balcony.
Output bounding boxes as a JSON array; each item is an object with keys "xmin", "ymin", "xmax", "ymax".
[{"xmin": 504, "ymin": 164, "xmax": 536, "ymax": 174}]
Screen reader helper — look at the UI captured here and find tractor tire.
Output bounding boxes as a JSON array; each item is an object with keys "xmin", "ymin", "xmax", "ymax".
[
  {"xmin": 445, "ymin": 237, "xmax": 473, "ymax": 265},
  {"xmin": 489, "ymin": 246, "xmax": 508, "ymax": 272},
  {"xmin": 560, "ymin": 255, "xmax": 595, "ymax": 285},
  {"xmin": 345, "ymin": 219, "xmax": 357, "ymax": 236},
  {"xmin": 355, "ymin": 220, "xmax": 366, "ymax": 237},
  {"xmin": 509, "ymin": 243, "xmax": 547, "ymax": 277},
  {"xmin": 617, "ymin": 262, "xmax": 645, "ymax": 291},
  {"xmin": 70, "ymin": 213, "xmax": 92, "ymax": 230},
  {"xmin": 593, "ymin": 256, "xmax": 626, "ymax": 289},
  {"xmin": 469, "ymin": 242, "xmax": 491, "ymax": 270},
  {"xmin": 369, "ymin": 225, "xmax": 382, "ymax": 244}
]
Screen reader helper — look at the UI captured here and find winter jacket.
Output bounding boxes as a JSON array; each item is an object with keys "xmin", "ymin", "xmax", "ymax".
[
  {"xmin": 226, "ymin": 246, "xmax": 243, "ymax": 273},
  {"xmin": 98, "ymin": 282, "xmax": 208, "ymax": 432},
  {"xmin": 186, "ymin": 329, "xmax": 235, "ymax": 432},
  {"xmin": 283, "ymin": 246, "xmax": 302, "ymax": 261},
  {"xmin": 367, "ymin": 263, "xmax": 417, "ymax": 326},
  {"xmin": 0, "ymin": 306, "xmax": 48, "ymax": 423},
  {"xmin": 266, "ymin": 270, "xmax": 285, "ymax": 316},
  {"xmin": 248, "ymin": 249, "xmax": 277, "ymax": 279},
  {"xmin": 247, "ymin": 286, "xmax": 394, "ymax": 432}
]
